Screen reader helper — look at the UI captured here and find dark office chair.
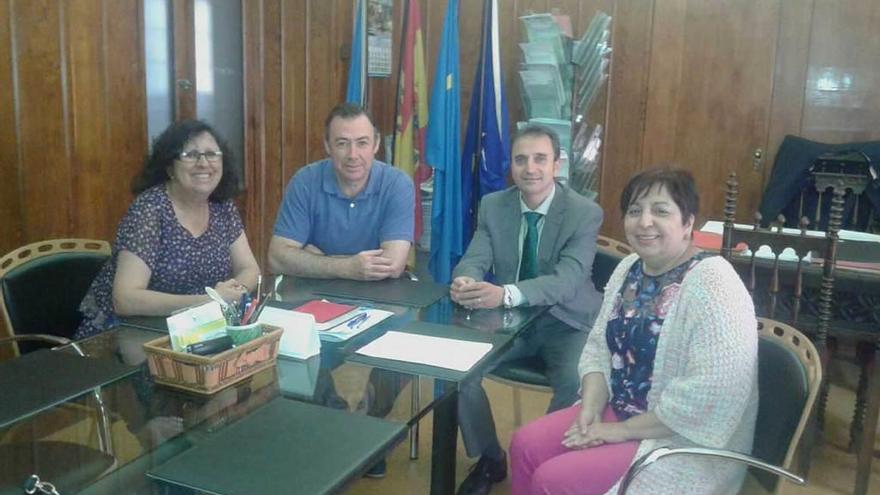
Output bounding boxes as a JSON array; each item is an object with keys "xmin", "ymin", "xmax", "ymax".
[
  {"xmin": 0, "ymin": 239, "xmax": 110, "ymax": 355},
  {"xmin": 488, "ymin": 236, "xmax": 633, "ymax": 426},
  {"xmin": 618, "ymin": 318, "xmax": 821, "ymax": 495},
  {"xmin": 0, "ymin": 335, "xmax": 116, "ymax": 495}
]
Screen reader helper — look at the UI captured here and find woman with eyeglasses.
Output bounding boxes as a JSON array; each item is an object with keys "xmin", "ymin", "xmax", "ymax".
[{"xmin": 76, "ymin": 120, "xmax": 259, "ymax": 338}]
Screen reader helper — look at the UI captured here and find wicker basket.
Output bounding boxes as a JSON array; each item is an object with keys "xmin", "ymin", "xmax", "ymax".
[{"xmin": 143, "ymin": 325, "xmax": 283, "ymax": 395}]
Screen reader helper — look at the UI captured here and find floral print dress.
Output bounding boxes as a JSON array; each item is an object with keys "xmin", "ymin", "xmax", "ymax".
[
  {"xmin": 76, "ymin": 185, "xmax": 243, "ymax": 339},
  {"xmin": 606, "ymin": 252, "xmax": 712, "ymax": 419}
]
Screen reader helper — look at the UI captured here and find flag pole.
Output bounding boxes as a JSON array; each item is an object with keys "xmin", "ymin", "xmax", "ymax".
[
  {"xmin": 361, "ymin": 0, "xmax": 370, "ymax": 107},
  {"xmin": 470, "ymin": 0, "xmax": 491, "ymax": 220}
]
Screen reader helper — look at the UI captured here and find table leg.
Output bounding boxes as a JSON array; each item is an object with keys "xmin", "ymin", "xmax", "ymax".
[
  {"xmin": 431, "ymin": 380, "xmax": 458, "ymax": 495},
  {"xmin": 854, "ymin": 341, "xmax": 879, "ymax": 495}
]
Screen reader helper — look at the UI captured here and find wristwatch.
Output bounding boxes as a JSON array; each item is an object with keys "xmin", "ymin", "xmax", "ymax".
[{"xmin": 503, "ymin": 285, "xmax": 514, "ymax": 308}]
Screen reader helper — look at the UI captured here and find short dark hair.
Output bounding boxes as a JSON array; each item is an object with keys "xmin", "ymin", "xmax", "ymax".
[
  {"xmin": 511, "ymin": 124, "xmax": 561, "ymax": 161},
  {"xmin": 132, "ymin": 120, "xmax": 239, "ymax": 202},
  {"xmin": 619, "ymin": 167, "xmax": 699, "ymax": 225},
  {"xmin": 323, "ymin": 103, "xmax": 378, "ymax": 141}
]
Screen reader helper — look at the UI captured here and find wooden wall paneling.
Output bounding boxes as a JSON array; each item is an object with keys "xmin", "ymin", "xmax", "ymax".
[
  {"xmin": 598, "ymin": 0, "xmax": 654, "ymax": 240},
  {"xmin": 640, "ymin": 0, "xmax": 780, "ymax": 225},
  {"xmin": 764, "ymin": 0, "xmax": 814, "ymax": 186},
  {"xmin": 13, "ymin": 0, "xmax": 72, "ymax": 241},
  {"xmin": 102, "ymin": 0, "xmax": 147, "ymax": 237},
  {"xmin": 242, "ymin": 0, "xmax": 262, "ymax": 259},
  {"xmin": 280, "ymin": 0, "xmax": 304, "ymax": 183},
  {"xmin": 305, "ymin": 0, "xmax": 337, "ymax": 164},
  {"xmin": 65, "ymin": 0, "xmax": 107, "ymax": 239},
  {"xmin": 800, "ymin": 0, "xmax": 880, "ymax": 144},
  {"xmin": 66, "ymin": 0, "xmax": 146, "ymax": 241},
  {"xmin": 640, "ymin": 0, "xmax": 686, "ymax": 167},
  {"xmin": 0, "ymin": 0, "xmax": 23, "ymax": 254},
  {"xmin": 259, "ymin": 0, "xmax": 283, "ymax": 266}
]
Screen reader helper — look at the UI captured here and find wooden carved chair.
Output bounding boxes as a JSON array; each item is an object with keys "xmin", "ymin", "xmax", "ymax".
[
  {"xmin": 721, "ymin": 173, "xmax": 880, "ymax": 495},
  {"xmin": 720, "ymin": 172, "xmax": 840, "ymax": 475},
  {"xmin": 618, "ymin": 318, "xmax": 821, "ymax": 495},
  {"xmin": 488, "ymin": 236, "xmax": 633, "ymax": 427}
]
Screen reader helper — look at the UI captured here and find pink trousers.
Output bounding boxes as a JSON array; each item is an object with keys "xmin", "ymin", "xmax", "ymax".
[{"xmin": 509, "ymin": 404, "xmax": 640, "ymax": 495}]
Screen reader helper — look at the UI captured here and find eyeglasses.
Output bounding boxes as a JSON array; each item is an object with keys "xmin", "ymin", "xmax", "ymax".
[{"xmin": 178, "ymin": 150, "xmax": 223, "ymax": 163}]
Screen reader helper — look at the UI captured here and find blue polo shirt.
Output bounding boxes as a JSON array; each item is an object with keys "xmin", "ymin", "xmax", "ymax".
[{"xmin": 273, "ymin": 159, "xmax": 415, "ymax": 255}]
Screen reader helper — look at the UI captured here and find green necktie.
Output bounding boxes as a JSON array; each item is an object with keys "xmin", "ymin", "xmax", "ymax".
[{"xmin": 519, "ymin": 212, "xmax": 542, "ymax": 281}]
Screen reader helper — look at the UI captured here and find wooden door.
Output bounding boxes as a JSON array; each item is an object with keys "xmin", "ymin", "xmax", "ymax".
[
  {"xmin": 641, "ymin": 0, "xmax": 780, "ymax": 224},
  {"xmin": 600, "ymin": 0, "xmax": 781, "ymax": 239}
]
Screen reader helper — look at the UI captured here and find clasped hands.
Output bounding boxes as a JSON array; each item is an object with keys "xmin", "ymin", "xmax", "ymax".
[
  {"xmin": 450, "ymin": 276, "xmax": 504, "ymax": 309},
  {"xmin": 305, "ymin": 244, "xmax": 396, "ymax": 281},
  {"xmin": 561, "ymin": 406, "xmax": 630, "ymax": 449}
]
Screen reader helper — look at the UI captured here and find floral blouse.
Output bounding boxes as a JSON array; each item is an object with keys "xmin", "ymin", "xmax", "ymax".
[
  {"xmin": 75, "ymin": 185, "xmax": 243, "ymax": 339},
  {"xmin": 606, "ymin": 252, "xmax": 712, "ymax": 419}
]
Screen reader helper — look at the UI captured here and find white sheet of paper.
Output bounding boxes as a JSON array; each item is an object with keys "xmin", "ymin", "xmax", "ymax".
[
  {"xmin": 355, "ymin": 331, "xmax": 493, "ymax": 372},
  {"xmin": 257, "ymin": 306, "xmax": 320, "ymax": 359}
]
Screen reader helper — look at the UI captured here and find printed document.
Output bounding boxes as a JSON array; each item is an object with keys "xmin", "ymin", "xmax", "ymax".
[{"xmin": 355, "ymin": 331, "xmax": 492, "ymax": 372}]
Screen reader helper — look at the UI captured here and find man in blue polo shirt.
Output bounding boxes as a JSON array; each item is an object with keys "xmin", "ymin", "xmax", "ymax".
[
  {"xmin": 268, "ymin": 103, "xmax": 414, "ymax": 278},
  {"xmin": 268, "ymin": 103, "xmax": 414, "ymax": 479}
]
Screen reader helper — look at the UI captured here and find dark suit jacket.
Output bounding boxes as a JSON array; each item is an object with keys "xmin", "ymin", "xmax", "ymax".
[{"xmin": 452, "ymin": 182, "xmax": 604, "ymax": 331}]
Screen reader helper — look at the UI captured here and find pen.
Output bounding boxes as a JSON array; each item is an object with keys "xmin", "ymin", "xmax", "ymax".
[
  {"xmin": 239, "ymin": 293, "xmax": 251, "ymax": 320},
  {"xmin": 346, "ymin": 312, "xmax": 369, "ymax": 329},
  {"xmin": 256, "ymin": 274, "xmax": 263, "ymax": 299}
]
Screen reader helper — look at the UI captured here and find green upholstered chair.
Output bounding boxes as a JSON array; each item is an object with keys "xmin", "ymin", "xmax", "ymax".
[
  {"xmin": 0, "ymin": 239, "xmax": 110, "ymax": 355},
  {"xmin": 488, "ymin": 236, "xmax": 633, "ymax": 426},
  {"xmin": 618, "ymin": 318, "xmax": 821, "ymax": 494}
]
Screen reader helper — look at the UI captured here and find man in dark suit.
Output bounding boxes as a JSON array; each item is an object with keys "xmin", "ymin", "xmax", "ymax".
[{"xmin": 450, "ymin": 124, "xmax": 604, "ymax": 495}]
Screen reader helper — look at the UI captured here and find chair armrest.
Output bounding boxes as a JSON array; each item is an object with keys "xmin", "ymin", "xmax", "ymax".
[
  {"xmin": 0, "ymin": 334, "xmax": 85, "ymax": 356},
  {"xmin": 617, "ymin": 446, "xmax": 806, "ymax": 494}
]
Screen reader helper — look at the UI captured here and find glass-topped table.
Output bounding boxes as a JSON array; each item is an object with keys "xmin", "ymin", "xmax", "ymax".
[{"xmin": 1, "ymin": 277, "xmax": 544, "ymax": 495}]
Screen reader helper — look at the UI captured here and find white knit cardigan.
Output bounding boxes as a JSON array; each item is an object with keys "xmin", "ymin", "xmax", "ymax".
[{"xmin": 578, "ymin": 254, "xmax": 759, "ymax": 495}]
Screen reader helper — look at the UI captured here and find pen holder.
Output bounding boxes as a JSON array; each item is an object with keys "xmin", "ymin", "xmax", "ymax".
[{"xmin": 226, "ymin": 322, "xmax": 262, "ymax": 346}]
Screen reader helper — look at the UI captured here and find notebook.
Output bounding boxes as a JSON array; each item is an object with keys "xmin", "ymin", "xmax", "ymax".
[{"xmin": 292, "ymin": 300, "xmax": 357, "ymax": 324}]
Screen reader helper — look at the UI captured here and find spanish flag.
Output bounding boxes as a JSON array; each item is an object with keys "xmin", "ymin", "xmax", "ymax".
[{"xmin": 392, "ymin": 0, "xmax": 430, "ymax": 244}]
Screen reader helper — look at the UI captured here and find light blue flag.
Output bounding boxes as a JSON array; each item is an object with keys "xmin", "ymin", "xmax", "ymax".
[
  {"xmin": 460, "ymin": 0, "xmax": 511, "ymax": 240},
  {"xmin": 426, "ymin": 0, "xmax": 461, "ymax": 285},
  {"xmin": 345, "ymin": 0, "xmax": 367, "ymax": 105}
]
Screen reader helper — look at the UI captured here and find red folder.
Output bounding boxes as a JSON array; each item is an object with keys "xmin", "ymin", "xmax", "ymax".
[
  {"xmin": 292, "ymin": 300, "xmax": 357, "ymax": 324},
  {"xmin": 693, "ymin": 231, "xmax": 747, "ymax": 253}
]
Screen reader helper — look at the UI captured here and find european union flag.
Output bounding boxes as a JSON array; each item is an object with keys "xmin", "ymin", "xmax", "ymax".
[
  {"xmin": 460, "ymin": 0, "xmax": 511, "ymax": 240},
  {"xmin": 426, "ymin": 0, "xmax": 461, "ymax": 285}
]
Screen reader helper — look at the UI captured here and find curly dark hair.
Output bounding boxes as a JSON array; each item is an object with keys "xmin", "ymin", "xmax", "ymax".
[{"xmin": 132, "ymin": 119, "xmax": 239, "ymax": 201}]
